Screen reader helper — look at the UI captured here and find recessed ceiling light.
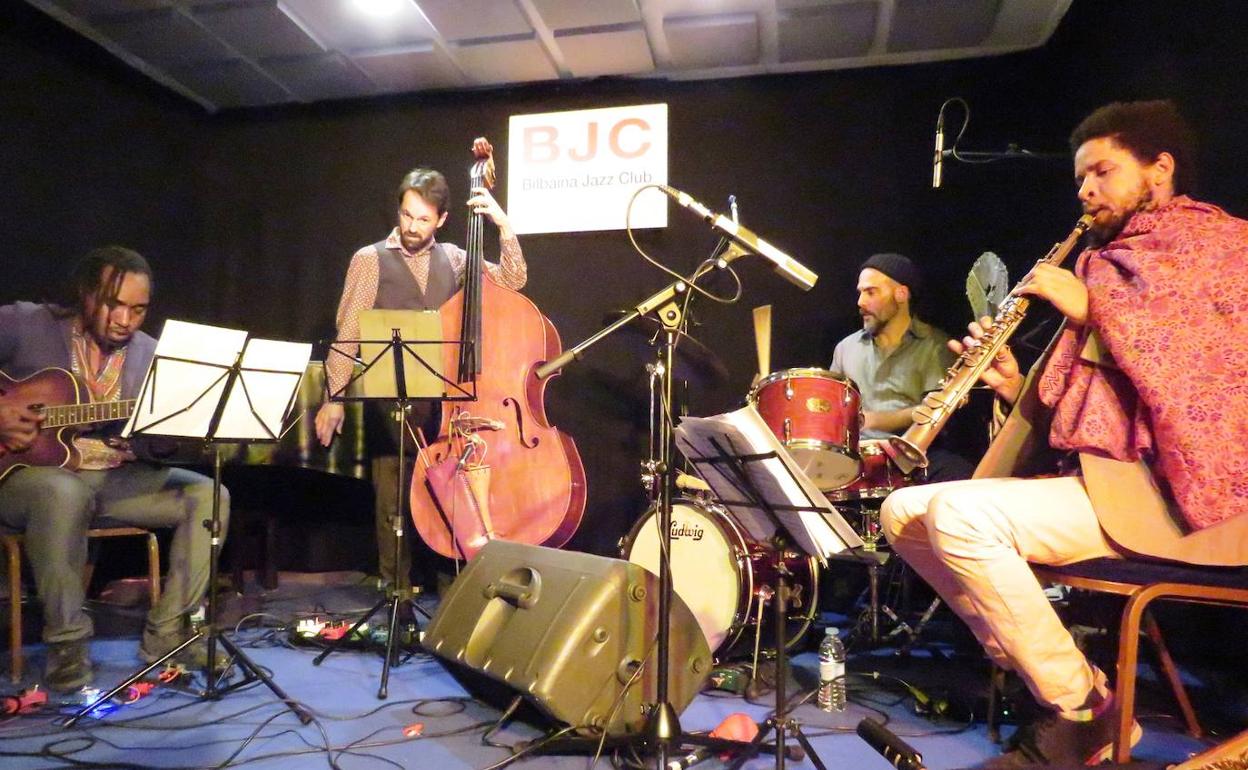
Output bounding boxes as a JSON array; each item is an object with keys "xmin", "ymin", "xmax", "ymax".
[{"xmin": 352, "ymin": 0, "xmax": 406, "ymax": 19}]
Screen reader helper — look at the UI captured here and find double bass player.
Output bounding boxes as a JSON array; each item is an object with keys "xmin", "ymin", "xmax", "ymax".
[{"xmin": 315, "ymin": 164, "xmax": 525, "ymax": 596}]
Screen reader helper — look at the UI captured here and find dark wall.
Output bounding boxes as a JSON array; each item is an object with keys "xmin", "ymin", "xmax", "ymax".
[{"xmin": 4, "ymin": 1, "xmax": 1248, "ymax": 558}]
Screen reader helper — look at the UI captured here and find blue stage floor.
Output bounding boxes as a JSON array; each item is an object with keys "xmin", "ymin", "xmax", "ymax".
[{"xmin": 0, "ymin": 571, "xmax": 1228, "ymax": 769}]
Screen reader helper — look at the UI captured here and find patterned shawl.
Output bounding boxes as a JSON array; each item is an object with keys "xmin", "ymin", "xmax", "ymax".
[{"xmin": 1037, "ymin": 196, "xmax": 1248, "ymax": 530}]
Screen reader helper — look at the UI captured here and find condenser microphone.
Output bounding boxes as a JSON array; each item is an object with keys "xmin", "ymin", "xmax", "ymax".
[
  {"xmin": 857, "ymin": 718, "xmax": 927, "ymax": 770},
  {"xmin": 932, "ymin": 111, "xmax": 945, "ymax": 189},
  {"xmin": 661, "ymin": 186, "xmax": 817, "ymax": 290}
]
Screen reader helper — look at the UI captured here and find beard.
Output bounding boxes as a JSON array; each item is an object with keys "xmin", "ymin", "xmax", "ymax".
[
  {"xmin": 399, "ymin": 232, "xmax": 432, "ymax": 253},
  {"xmin": 1086, "ymin": 182, "xmax": 1154, "ymax": 247}
]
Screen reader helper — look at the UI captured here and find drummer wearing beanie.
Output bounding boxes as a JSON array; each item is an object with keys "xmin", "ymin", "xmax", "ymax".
[{"xmin": 829, "ymin": 253, "xmax": 971, "ymax": 482}]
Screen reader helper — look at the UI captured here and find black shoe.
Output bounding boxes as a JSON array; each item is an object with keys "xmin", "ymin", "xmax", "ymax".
[
  {"xmin": 45, "ymin": 640, "xmax": 94, "ymax": 692},
  {"xmin": 982, "ymin": 702, "xmax": 1142, "ymax": 767}
]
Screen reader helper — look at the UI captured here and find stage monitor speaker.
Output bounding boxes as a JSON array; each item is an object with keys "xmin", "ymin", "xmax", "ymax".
[{"xmin": 421, "ymin": 539, "xmax": 712, "ymax": 736}]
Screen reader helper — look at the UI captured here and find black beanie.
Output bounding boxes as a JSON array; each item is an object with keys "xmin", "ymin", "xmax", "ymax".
[{"xmin": 860, "ymin": 252, "xmax": 921, "ymax": 295}]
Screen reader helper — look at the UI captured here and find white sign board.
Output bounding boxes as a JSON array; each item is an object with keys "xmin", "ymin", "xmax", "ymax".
[{"xmin": 507, "ymin": 103, "xmax": 668, "ymax": 234}]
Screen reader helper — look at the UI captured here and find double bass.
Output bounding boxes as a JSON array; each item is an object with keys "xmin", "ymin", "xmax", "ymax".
[{"xmin": 408, "ymin": 138, "xmax": 586, "ymax": 559}]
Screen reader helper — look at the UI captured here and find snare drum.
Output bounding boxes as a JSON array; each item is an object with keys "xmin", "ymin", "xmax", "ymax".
[
  {"xmin": 620, "ymin": 499, "xmax": 818, "ymax": 659},
  {"xmin": 749, "ymin": 368, "xmax": 861, "ymax": 489}
]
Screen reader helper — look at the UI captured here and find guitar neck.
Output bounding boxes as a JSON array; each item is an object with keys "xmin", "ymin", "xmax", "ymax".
[{"xmin": 42, "ymin": 399, "xmax": 137, "ymax": 429}]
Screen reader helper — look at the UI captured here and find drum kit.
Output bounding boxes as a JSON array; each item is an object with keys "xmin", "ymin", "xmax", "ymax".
[{"xmin": 619, "ymin": 305, "xmax": 927, "ymax": 664}]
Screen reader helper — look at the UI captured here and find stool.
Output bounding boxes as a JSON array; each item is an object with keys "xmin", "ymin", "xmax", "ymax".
[{"xmin": 3, "ymin": 527, "xmax": 161, "ymax": 682}]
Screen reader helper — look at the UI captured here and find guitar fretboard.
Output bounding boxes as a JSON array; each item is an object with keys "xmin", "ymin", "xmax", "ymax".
[{"xmin": 42, "ymin": 399, "xmax": 136, "ymax": 429}]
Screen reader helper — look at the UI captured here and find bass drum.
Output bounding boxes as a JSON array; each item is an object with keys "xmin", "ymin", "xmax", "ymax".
[{"xmin": 620, "ymin": 498, "xmax": 818, "ymax": 660}]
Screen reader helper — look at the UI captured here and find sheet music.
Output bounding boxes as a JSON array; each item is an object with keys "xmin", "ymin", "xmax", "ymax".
[
  {"xmin": 218, "ymin": 338, "xmax": 311, "ymax": 439},
  {"xmin": 124, "ymin": 320, "xmax": 309, "ymax": 441},
  {"xmin": 675, "ymin": 405, "xmax": 863, "ymax": 563}
]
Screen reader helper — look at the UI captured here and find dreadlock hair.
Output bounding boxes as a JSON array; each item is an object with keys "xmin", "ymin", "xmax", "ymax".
[{"xmin": 65, "ymin": 245, "xmax": 153, "ymax": 315}]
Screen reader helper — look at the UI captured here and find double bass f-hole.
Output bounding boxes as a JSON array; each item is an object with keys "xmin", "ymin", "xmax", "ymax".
[{"xmin": 502, "ymin": 397, "xmax": 538, "ymax": 448}]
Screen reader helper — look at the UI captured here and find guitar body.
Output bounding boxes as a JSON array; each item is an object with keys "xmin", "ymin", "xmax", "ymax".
[{"xmin": 0, "ymin": 368, "xmax": 87, "ymax": 482}]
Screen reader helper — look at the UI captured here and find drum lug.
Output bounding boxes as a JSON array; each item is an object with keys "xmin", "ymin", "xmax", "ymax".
[
  {"xmin": 784, "ymin": 381, "xmax": 794, "ymax": 400},
  {"xmin": 783, "ymin": 418, "xmax": 792, "ymax": 443}
]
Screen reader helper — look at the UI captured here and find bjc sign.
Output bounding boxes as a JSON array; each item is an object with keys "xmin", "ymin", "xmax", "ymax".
[
  {"xmin": 508, "ymin": 104, "xmax": 668, "ymax": 235},
  {"xmin": 523, "ymin": 118, "xmax": 652, "ymax": 163}
]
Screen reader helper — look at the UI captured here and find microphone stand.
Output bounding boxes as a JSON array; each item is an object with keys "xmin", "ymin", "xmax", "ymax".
[{"xmin": 538, "ymin": 258, "xmax": 778, "ymax": 769}]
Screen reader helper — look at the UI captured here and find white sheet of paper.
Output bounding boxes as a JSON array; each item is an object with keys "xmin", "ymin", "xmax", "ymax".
[
  {"xmin": 217, "ymin": 338, "xmax": 311, "ymax": 439},
  {"xmin": 675, "ymin": 405, "xmax": 863, "ymax": 563}
]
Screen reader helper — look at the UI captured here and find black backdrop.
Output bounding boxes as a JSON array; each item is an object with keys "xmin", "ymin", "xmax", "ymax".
[{"xmin": 4, "ymin": 1, "xmax": 1248, "ymax": 561}]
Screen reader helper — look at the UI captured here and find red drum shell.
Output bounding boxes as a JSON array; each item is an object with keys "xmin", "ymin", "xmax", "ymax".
[{"xmin": 749, "ymin": 368, "xmax": 861, "ymax": 490}]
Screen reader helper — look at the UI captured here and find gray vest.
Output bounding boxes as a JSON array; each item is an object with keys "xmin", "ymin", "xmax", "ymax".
[
  {"xmin": 367, "ymin": 241, "xmax": 458, "ymax": 456},
  {"xmin": 374, "ymin": 241, "xmax": 458, "ymax": 310}
]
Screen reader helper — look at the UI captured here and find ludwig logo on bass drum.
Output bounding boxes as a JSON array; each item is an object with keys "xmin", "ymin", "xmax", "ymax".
[{"xmin": 669, "ymin": 520, "xmax": 704, "ymax": 541}]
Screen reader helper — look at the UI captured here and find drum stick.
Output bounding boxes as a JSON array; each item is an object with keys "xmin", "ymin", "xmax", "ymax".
[{"xmin": 752, "ymin": 305, "xmax": 772, "ymax": 379}]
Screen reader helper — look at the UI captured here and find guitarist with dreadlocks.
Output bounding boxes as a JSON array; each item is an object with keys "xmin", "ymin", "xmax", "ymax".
[{"xmin": 0, "ymin": 246, "xmax": 227, "ymax": 692}]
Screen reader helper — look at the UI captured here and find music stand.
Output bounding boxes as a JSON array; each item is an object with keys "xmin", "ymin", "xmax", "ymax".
[
  {"xmin": 313, "ymin": 310, "xmax": 472, "ymax": 699},
  {"xmin": 675, "ymin": 405, "xmax": 862, "ymax": 770},
  {"xmin": 68, "ymin": 320, "xmax": 313, "ymax": 726}
]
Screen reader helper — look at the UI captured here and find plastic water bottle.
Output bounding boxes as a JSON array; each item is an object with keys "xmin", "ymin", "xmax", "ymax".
[{"xmin": 817, "ymin": 627, "xmax": 847, "ymax": 712}]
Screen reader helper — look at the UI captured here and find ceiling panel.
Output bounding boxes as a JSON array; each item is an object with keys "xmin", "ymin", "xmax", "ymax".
[
  {"xmin": 94, "ymin": 9, "xmax": 236, "ymax": 67},
  {"xmin": 663, "ymin": 13, "xmax": 761, "ymax": 70},
  {"xmin": 418, "ymin": 0, "xmax": 532, "ymax": 42},
  {"xmin": 191, "ymin": 1, "xmax": 323, "ymax": 60},
  {"xmin": 453, "ymin": 37, "xmax": 559, "ymax": 84},
  {"xmin": 889, "ymin": 0, "xmax": 1003, "ymax": 52},
  {"xmin": 263, "ymin": 51, "xmax": 376, "ymax": 101},
  {"xmin": 557, "ymin": 26, "xmax": 655, "ymax": 79},
  {"xmin": 777, "ymin": 2, "xmax": 877, "ymax": 62},
  {"xmin": 351, "ymin": 43, "xmax": 468, "ymax": 92},
  {"xmin": 531, "ymin": 0, "xmax": 641, "ymax": 31},
  {"xmin": 47, "ymin": 0, "xmax": 173, "ymax": 17},
  {"xmin": 167, "ymin": 58, "xmax": 292, "ymax": 108},
  {"xmin": 279, "ymin": 0, "xmax": 435, "ymax": 52},
  {"xmin": 22, "ymin": 0, "xmax": 1074, "ymax": 112}
]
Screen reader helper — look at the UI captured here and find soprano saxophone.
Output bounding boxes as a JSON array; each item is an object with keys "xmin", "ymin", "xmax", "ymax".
[{"xmin": 887, "ymin": 213, "xmax": 1094, "ymax": 474}]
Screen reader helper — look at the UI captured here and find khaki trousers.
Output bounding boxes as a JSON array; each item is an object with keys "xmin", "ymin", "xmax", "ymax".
[{"xmin": 880, "ymin": 475, "xmax": 1116, "ymax": 712}]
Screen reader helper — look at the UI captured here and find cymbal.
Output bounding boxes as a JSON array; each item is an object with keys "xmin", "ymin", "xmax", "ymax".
[{"xmin": 604, "ymin": 310, "xmax": 730, "ymax": 386}]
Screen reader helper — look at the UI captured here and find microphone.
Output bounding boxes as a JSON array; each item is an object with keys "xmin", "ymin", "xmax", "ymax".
[
  {"xmin": 661, "ymin": 186, "xmax": 817, "ymax": 291},
  {"xmin": 857, "ymin": 718, "xmax": 927, "ymax": 770},
  {"xmin": 932, "ymin": 111, "xmax": 945, "ymax": 189},
  {"xmin": 666, "ymin": 747, "xmax": 712, "ymax": 770},
  {"xmin": 452, "ymin": 441, "xmax": 476, "ymax": 473}
]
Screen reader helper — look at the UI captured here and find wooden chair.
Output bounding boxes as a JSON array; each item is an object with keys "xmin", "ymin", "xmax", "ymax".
[
  {"xmin": 989, "ymin": 558, "xmax": 1248, "ymax": 763},
  {"xmin": 2, "ymin": 527, "xmax": 161, "ymax": 682}
]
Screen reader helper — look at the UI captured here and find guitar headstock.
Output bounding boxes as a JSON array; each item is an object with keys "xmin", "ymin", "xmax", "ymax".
[{"xmin": 471, "ymin": 137, "xmax": 495, "ymax": 190}]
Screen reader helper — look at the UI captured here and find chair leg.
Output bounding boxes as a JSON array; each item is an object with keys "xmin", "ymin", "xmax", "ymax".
[
  {"xmin": 1142, "ymin": 609, "xmax": 1202, "ymax": 738},
  {"xmin": 1115, "ymin": 590, "xmax": 1147, "ymax": 764},
  {"xmin": 145, "ymin": 533, "xmax": 161, "ymax": 605},
  {"xmin": 5, "ymin": 538, "xmax": 22, "ymax": 683}
]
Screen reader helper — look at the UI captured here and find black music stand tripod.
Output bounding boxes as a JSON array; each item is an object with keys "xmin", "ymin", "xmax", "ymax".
[
  {"xmin": 70, "ymin": 330, "xmax": 313, "ymax": 726},
  {"xmin": 313, "ymin": 326, "xmax": 473, "ymax": 699},
  {"xmin": 684, "ymin": 434, "xmax": 838, "ymax": 770}
]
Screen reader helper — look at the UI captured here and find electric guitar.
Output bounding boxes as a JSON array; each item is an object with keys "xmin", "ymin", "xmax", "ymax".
[{"xmin": 0, "ymin": 368, "xmax": 136, "ymax": 482}]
